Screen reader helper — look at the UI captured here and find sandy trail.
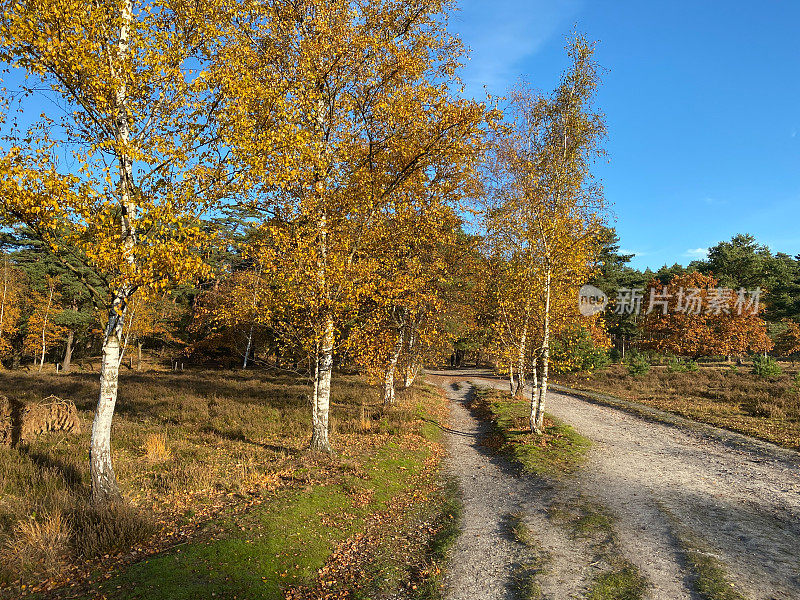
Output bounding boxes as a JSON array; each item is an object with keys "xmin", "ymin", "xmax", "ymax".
[
  {"xmin": 430, "ymin": 370, "xmax": 800, "ymax": 600},
  {"xmin": 434, "ymin": 378, "xmax": 594, "ymax": 600}
]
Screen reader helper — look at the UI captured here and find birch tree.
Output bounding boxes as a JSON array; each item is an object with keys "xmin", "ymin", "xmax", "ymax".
[
  {"xmin": 231, "ymin": 0, "xmax": 487, "ymax": 451},
  {"xmin": 21, "ymin": 275, "xmax": 67, "ymax": 372},
  {"xmin": 349, "ymin": 188, "xmax": 465, "ymax": 404},
  {"xmin": 0, "ymin": 254, "xmax": 24, "ymax": 364},
  {"xmin": 485, "ymin": 35, "xmax": 606, "ymax": 433},
  {"xmin": 0, "ymin": 0, "xmax": 241, "ymax": 501}
]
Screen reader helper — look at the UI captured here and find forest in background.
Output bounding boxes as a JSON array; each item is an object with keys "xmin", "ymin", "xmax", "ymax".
[{"xmin": 3, "ymin": 228, "xmax": 799, "ymax": 376}]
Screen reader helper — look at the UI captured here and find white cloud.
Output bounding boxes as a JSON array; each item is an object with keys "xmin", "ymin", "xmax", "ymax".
[
  {"xmin": 452, "ymin": 0, "xmax": 583, "ymax": 97},
  {"xmin": 684, "ymin": 247, "xmax": 708, "ymax": 258}
]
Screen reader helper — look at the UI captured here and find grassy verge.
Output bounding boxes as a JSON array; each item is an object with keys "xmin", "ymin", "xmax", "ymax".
[
  {"xmin": 344, "ymin": 476, "xmax": 462, "ymax": 600},
  {"xmin": 504, "ymin": 512, "xmax": 548, "ymax": 600},
  {"xmin": 555, "ymin": 364, "xmax": 800, "ymax": 450},
  {"xmin": 470, "ymin": 388, "xmax": 591, "ymax": 476},
  {"xmin": 96, "ymin": 442, "xmax": 437, "ymax": 600},
  {"xmin": 550, "ymin": 496, "xmax": 648, "ymax": 600},
  {"xmin": 685, "ymin": 548, "xmax": 749, "ymax": 600},
  {"xmin": 659, "ymin": 507, "xmax": 749, "ymax": 600},
  {"xmin": 0, "ymin": 370, "xmax": 453, "ymax": 599}
]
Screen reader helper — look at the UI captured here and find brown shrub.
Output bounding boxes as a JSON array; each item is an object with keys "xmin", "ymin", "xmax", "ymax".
[
  {"xmin": 68, "ymin": 501, "xmax": 156, "ymax": 559},
  {"xmin": 0, "ymin": 395, "xmax": 12, "ymax": 446},
  {"xmin": 0, "ymin": 512, "xmax": 72, "ymax": 580},
  {"xmin": 142, "ymin": 433, "xmax": 171, "ymax": 462}
]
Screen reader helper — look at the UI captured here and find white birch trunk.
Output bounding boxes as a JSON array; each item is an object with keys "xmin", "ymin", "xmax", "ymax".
[
  {"xmin": 92, "ymin": 302, "xmax": 125, "ymax": 502},
  {"xmin": 529, "ymin": 354, "xmax": 539, "ymax": 431},
  {"xmin": 243, "ymin": 324, "xmax": 254, "ymax": 369},
  {"xmin": 309, "ymin": 183, "xmax": 333, "ymax": 452},
  {"xmin": 383, "ymin": 327, "xmax": 404, "ymax": 405},
  {"xmin": 310, "ymin": 315, "xmax": 334, "ymax": 452},
  {"xmin": 403, "ymin": 364, "xmax": 421, "ymax": 388},
  {"xmin": 90, "ymin": 0, "xmax": 133, "ymax": 503},
  {"xmin": 532, "ymin": 267, "xmax": 552, "ymax": 433},
  {"xmin": 403, "ymin": 367, "xmax": 414, "ymax": 389},
  {"xmin": 508, "ymin": 358, "xmax": 515, "ymax": 393},
  {"xmin": 402, "ymin": 315, "xmax": 418, "ymax": 388},
  {"xmin": 309, "ymin": 89, "xmax": 334, "ymax": 453},
  {"xmin": 515, "ymin": 325, "xmax": 527, "ymax": 396}
]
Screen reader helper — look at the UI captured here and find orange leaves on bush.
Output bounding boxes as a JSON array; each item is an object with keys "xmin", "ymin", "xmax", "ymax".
[{"xmin": 641, "ymin": 272, "xmax": 772, "ymax": 358}]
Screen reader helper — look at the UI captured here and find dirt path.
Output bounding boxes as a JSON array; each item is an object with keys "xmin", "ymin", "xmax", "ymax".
[
  {"xmin": 433, "ymin": 378, "xmax": 596, "ymax": 600},
  {"xmin": 429, "ymin": 370, "xmax": 800, "ymax": 600}
]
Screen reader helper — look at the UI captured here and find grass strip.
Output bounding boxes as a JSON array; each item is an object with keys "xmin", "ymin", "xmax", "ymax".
[
  {"xmin": 549, "ymin": 496, "xmax": 648, "ymax": 600},
  {"xmin": 659, "ymin": 506, "xmax": 750, "ymax": 600},
  {"xmin": 504, "ymin": 512, "xmax": 548, "ymax": 600},
  {"xmin": 471, "ymin": 387, "xmax": 591, "ymax": 476}
]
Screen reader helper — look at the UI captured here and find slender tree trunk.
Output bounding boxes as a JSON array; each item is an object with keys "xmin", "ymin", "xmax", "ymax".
[
  {"xmin": 532, "ymin": 267, "xmax": 552, "ymax": 433},
  {"xmin": 62, "ymin": 330, "xmax": 74, "ymax": 373},
  {"xmin": 243, "ymin": 323, "xmax": 254, "ymax": 369},
  {"xmin": 514, "ymin": 298, "xmax": 532, "ymax": 396},
  {"xmin": 38, "ymin": 283, "xmax": 54, "ymax": 373},
  {"xmin": 403, "ymin": 367, "xmax": 413, "ymax": 389},
  {"xmin": 136, "ymin": 342, "xmax": 143, "ymax": 371},
  {"xmin": 515, "ymin": 324, "xmax": 527, "ymax": 396},
  {"xmin": 0, "ymin": 256, "xmax": 7, "ymax": 354},
  {"xmin": 402, "ymin": 316, "xmax": 418, "ymax": 389},
  {"xmin": 529, "ymin": 353, "xmax": 539, "ymax": 431},
  {"xmin": 404, "ymin": 364, "xmax": 421, "ymax": 388},
  {"xmin": 309, "ymin": 88, "xmax": 335, "ymax": 453},
  {"xmin": 90, "ymin": 0, "xmax": 132, "ymax": 503},
  {"xmin": 91, "ymin": 298, "xmax": 126, "ymax": 503},
  {"xmin": 310, "ymin": 315, "xmax": 334, "ymax": 452},
  {"xmin": 509, "ymin": 358, "xmax": 515, "ymax": 393},
  {"xmin": 384, "ymin": 327, "xmax": 404, "ymax": 405},
  {"xmin": 242, "ymin": 265, "xmax": 262, "ymax": 370}
]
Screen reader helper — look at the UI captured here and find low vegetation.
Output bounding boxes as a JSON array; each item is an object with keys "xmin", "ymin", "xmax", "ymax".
[
  {"xmin": 505, "ymin": 512, "xmax": 548, "ymax": 600},
  {"xmin": 683, "ymin": 547, "xmax": 749, "ymax": 600},
  {"xmin": 549, "ymin": 496, "xmax": 649, "ymax": 600},
  {"xmin": 0, "ymin": 370, "xmax": 450, "ymax": 598},
  {"xmin": 554, "ymin": 363, "xmax": 800, "ymax": 449},
  {"xmin": 751, "ymin": 354, "xmax": 782, "ymax": 378},
  {"xmin": 470, "ymin": 388, "xmax": 591, "ymax": 476},
  {"xmin": 659, "ymin": 506, "xmax": 749, "ymax": 600}
]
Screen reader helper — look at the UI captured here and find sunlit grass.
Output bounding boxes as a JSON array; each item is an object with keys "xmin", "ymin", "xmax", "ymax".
[{"xmin": 0, "ymin": 370, "xmax": 448, "ymax": 597}]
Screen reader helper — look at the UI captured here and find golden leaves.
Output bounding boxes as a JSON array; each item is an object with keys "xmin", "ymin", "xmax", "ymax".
[
  {"xmin": 0, "ymin": 0, "xmax": 237, "ymax": 307},
  {"xmin": 483, "ymin": 35, "xmax": 607, "ymax": 370}
]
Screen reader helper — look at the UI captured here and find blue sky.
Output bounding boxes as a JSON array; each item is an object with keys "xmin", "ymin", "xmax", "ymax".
[{"xmin": 451, "ymin": 0, "xmax": 800, "ymax": 270}]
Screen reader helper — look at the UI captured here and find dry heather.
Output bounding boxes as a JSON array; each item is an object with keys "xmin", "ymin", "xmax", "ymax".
[
  {"xmin": 555, "ymin": 363, "xmax": 800, "ymax": 449},
  {"xmin": 0, "ymin": 369, "xmax": 443, "ymax": 593},
  {"xmin": 1, "ymin": 395, "xmax": 81, "ymax": 447}
]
